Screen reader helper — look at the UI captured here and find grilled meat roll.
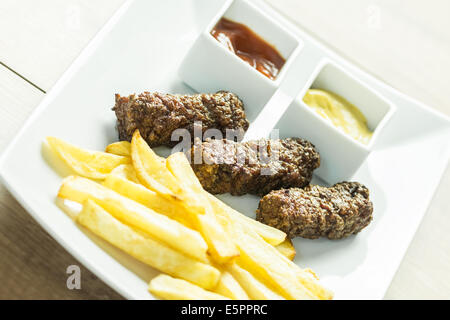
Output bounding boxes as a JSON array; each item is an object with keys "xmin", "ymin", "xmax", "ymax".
[
  {"xmin": 113, "ymin": 91, "xmax": 249, "ymax": 147},
  {"xmin": 256, "ymin": 182, "xmax": 373, "ymax": 239},
  {"xmin": 190, "ymin": 138, "xmax": 320, "ymax": 196}
]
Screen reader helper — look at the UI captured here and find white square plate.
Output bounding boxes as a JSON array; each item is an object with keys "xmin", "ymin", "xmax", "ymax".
[{"xmin": 1, "ymin": 0, "xmax": 449, "ymax": 299}]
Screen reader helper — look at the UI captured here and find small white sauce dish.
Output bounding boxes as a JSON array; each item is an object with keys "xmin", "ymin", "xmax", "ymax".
[
  {"xmin": 178, "ymin": 0, "xmax": 303, "ymax": 122},
  {"xmin": 276, "ymin": 59, "xmax": 397, "ymax": 183}
]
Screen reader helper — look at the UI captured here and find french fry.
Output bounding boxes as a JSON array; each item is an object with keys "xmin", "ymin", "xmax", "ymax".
[
  {"xmin": 110, "ymin": 164, "xmax": 139, "ymax": 183},
  {"xmin": 227, "ymin": 263, "xmax": 284, "ymax": 300},
  {"xmin": 58, "ymin": 176, "xmax": 208, "ymax": 262},
  {"xmin": 206, "ymin": 187, "xmax": 328, "ymax": 299},
  {"xmin": 105, "ymin": 141, "xmax": 131, "ymax": 157},
  {"xmin": 295, "ymin": 268, "xmax": 333, "ymax": 300},
  {"xmin": 166, "ymin": 152, "xmax": 286, "ymax": 246},
  {"xmin": 303, "ymin": 268, "xmax": 319, "ymax": 280},
  {"xmin": 149, "ymin": 275, "xmax": 229, "ymax": 300},
  {"xmin": 214, "ymin": 271, "xmax": 249, "ymax": 300},
  {"xmin": 131, "ymin": 131, "xmax": 209, "ymax": 218},
  {"xmin": 46, "ymin": 135, "xmax": 332, "ymax": 300},
  {"xmin": 166, "ymin": 152, "xmax": 239, "ymax": 264},
  {"xmin": 166, "ymin": 151, "xmax": 204, "ymax": 191},
  {"xmin": 102, "ymin": 174, "xmax": 192, "ymax": 227},
  {"xmin": 274, "ymin": 248, "xmax": 333, "ymax": 300},
  {"xmin": 130, "ymin": 132, "xmax": 178, "ymax": 199},
  {"xmin": 217, "ymin": 197, "xmax": 331, "ymax": 299},
  {"xmin": 78, "ymin": 200, "xmax": 220, "ymax": 289},
  {"xmin": 194, "ymin": 213, "xmax": 239, "ymax": 264},
  {"xmin": 131, "ymin": 131, "xmax": 182, "ymax": 193},
  {"xmin": 239, "ymin": 226, "xmax": 332, "ymax": 300},
  {"xmin": 131, "ymin": 131, "xmax": 207, "ymax": 215},
  {"xmin": 106, "ymin": 176, "xmax": 237, "ymax": 265},
  {"xmin": 46, "ymin": 137, "xmax": 130, "ymax": 179},
  {"xmin": 206, "ymin": 193, "xmax": 286, "ymax": 246},
  {"xmin": 231, "ymin": 224, "xmax": 316, "ymax": 300},
  {"xmin": 275, "ymin": 238, "xmax": 296, "ymax": 261},
  {"xmin": 134, "ymin": 135, "xmax": 238, "ymax": 264},
  {"xmin": 106, "ymin": 168, "xmax": 238, "ymax": 265}
]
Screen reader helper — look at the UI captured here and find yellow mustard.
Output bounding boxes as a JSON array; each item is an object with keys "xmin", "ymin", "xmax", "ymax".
[{"xmin": 303, "ymin": 89, "xmax": 373, "ymax": 145}]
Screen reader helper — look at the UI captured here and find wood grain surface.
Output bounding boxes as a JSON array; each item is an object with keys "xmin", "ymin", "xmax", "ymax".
[{"xmin": 0, "ymin": 0, "xmax": 448, "ymax": 299}]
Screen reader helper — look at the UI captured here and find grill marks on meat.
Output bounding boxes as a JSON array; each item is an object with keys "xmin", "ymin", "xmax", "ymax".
[
  {"xmin": 113, "ymin": 91, "xmax": 249, "ymax": 147},
  {"xmin": 190, "ymin": 138, "xmax": 320, "ymax": 196},
  {"xmin": 256, "ymin": 182, "xmax": 373, "ymax": 239}
]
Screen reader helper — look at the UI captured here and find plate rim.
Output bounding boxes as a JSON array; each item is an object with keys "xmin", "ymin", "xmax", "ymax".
[{"xmin": 0, "ymin": 0, "xmax": 139, "ymax": 300}]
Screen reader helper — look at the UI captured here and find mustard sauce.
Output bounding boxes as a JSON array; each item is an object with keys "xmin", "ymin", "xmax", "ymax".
[{"xmin": 303, "ymin": 89, "xmax": 373, "ymax": 145}]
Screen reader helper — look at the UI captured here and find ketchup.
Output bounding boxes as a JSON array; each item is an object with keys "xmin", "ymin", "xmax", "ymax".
[{"xmin": 211, "ymin": 18, "xmax": 286, "ymax": 80}]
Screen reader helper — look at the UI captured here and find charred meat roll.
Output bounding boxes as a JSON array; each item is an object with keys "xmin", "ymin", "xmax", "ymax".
[
  {"xmin": 190, "ymin": 138, "xmax": 320, "ymax": 196},
  {"xmin": 256, "ymin": 182, "xmax": 373, "ymax": 239},
  {"xmin": 113, "ymin": 91, "xmax": 249, "ymax": 147}
]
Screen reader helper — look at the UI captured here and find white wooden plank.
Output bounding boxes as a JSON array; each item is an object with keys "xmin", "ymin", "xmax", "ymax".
[
  {"xmin": 0, "ymin": 66, "xmax": 43, "ymax": 149},
  {"xmin": 265, "ymin": 0, "xmax": 450, "ymax": 117},
  {"xmin": 265, "ymin": 0, "xmax": 450, "ymax": 299},
  {"xmin": 0, "ymin": 0, "xmax": 126, "ymax": 91},
  {"xmin": 0, "ymin": 65, "xmax": 122, "ymax": 299},
  {"xmin": 386, "ymin": 166, "xmax": 450, "ymax": 299}
]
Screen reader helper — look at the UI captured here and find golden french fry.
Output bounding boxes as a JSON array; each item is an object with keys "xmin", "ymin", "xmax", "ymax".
[
  {"xmin": 213, "ymin": 200, "xmax": 326, "ymax": 300},
  {"xmin": 167, "ymin": 152, "xmax": 286, "ymax": 246},
  {"xmin": 166, "ymin": 151, "xmax": 204, "ymax": 190},
  {"xmin": 110, "ymin": 164, "xmax": 139, "ymax": 183},
  {"xmin": 46, "ymin": 137, "xmax": 130, "ymax": 179},
  {"xmin": 303, "ymin": 268, "xmax": 319, "ymax": 280},
  {"xmin": 58, "ymin": 176, "xmax": 208, "ymax": 262},
  {"xmin": 131, "ymin": 130, "xmax": 187, "ymax": 196},
  {"xmin": 274, "ymin": 249, "xmax": 333, "ymax": 300},
  {"xmin": 166, "ymin": 152, "xmax": 239, "ymax": 264},
  {"xmin": 46, "ymin": 135, "xmax": 331, "ymax": 301},
  {"xmin": 78, "ymin": 200, "xmax": 219, "ymax": 289},
  {"xmin": 255, "ymin": 236, "xmax": 333, "ymax": 300},
  {"xmin": 131, "ymin": 131, "xmax": 208, "ymax": 217},
  {"xmin": 106, "ymin": 167, "xmax": 238, "ymax": 265},
  {"xmin": 275, "ymin": 238, "xmax": 296, "ymax": 261},
  {"xmin": 231, "ymin": 224, "xmax": 316, "ymax": 300},
  {"xmin": 149, "ymin": 274, "xmax": 229, "ymax": 300},
  {"xmin": 130, "ymin": 132, "xmax": 177, "ymax": 199},
  {"xmin": 102, "ymin": 174, "xmax": 192, "ymax": 227},
  {"xmin": 227, "ymin": 263, "xmax": 284, "ymax": 300},
  {"xmin": 194, "ymin": 212, "xmax": 239, "ymax": 264},
  {"xmin": 296, "ymin": 268, "xmax": 333, "ymax": 300},
  {"xmin": 132, "ymin": 138, "xmax": 238, "ymax": 264},
  {"xmin": 214, "ymin": 270, "xmax": 249, "ymax": 300},
  {"xmin": 105, "ymin": 141, "xmax": 131, "ymax": 157},
  {"xmin": 131, "ymin": 130, "xmax": 178, "ymax": 189},
  {"xmin": 206, "ymin": 193, "xmax": 286, "ymax": 246},
  {"xmin": 233, "ymin": 217, "xmax": 331, "ymax": 300}
]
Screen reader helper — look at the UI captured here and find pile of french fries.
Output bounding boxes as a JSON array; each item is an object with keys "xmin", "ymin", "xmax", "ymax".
[{"xmin": 45, "ymin": 131, "xmax": 333, "ymax": 300}]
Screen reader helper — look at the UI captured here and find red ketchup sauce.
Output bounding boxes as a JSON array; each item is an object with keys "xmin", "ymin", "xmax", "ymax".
[{"xmin": 211, "ymin": 18, "xmax": 286, "ymax": 80}]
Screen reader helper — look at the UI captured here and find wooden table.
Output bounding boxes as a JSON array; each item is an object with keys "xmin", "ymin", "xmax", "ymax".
[{"xmin": 0, "ymin": 0, "xmax": 449, "ymax": 299}]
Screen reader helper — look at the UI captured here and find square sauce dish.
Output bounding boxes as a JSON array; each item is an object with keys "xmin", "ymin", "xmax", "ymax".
[
  {"xmin": 276, "ymin": 59, "xmax": 397, "ymax": 183},
  {"xmin": 178, "ymin": 0, "xmax": 303, "ymax": 122}
]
